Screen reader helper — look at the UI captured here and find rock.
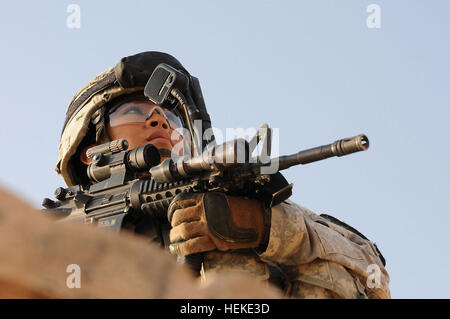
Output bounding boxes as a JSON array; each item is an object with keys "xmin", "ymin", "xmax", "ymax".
[{"xmin": 0, "ymin": 186, "xmax": 282, "ymax": 299}]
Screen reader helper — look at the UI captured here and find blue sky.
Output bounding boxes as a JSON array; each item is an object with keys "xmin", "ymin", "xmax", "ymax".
[{"xmin": 0, "ymin": 1, "xmax": 448, "ymax": 298}]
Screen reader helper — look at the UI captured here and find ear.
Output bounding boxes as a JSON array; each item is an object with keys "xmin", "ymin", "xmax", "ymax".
[{"xmin": 80, "ymin": 144, "xmax": 98, "ymax": 165}]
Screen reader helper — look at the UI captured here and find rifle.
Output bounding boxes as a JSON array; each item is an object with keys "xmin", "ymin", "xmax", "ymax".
[
  {"xmin": 42, "ymin": 132, "xmax": 369, "ymax": 233},
  {"xmin": 42, "ymin": 62, "xmax": 370, "ymax": 270}
]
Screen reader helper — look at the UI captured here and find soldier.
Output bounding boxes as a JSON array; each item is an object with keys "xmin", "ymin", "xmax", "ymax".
[{"xmin": 55, "ymin": 51, "xmax": 391, "ymax": 298}]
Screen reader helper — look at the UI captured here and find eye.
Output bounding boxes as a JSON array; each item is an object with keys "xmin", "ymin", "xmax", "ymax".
[{"xmin": 123, "ymin": 106, "xmax": 144, "ymax": 115}]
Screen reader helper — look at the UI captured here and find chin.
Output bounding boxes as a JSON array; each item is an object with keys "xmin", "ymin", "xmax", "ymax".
[{"xmin": 149, "ymin": 140, "xmax": 173, "ymax": 151}]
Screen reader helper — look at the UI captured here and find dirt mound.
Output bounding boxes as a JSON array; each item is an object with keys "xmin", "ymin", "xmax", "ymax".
[{"xmin": 0, "ymin": 187, "xmax": 282, "ymax": 298}]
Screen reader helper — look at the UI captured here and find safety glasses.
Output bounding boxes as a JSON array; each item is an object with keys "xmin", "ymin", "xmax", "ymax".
[{"xmin": 107, "ymin": 101, "xmax": 183, "ymax": 130}]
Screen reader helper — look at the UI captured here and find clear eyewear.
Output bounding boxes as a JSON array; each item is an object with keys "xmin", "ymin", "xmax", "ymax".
[{"xmin": 108, "ymin": 102, "xmax": 183, "ymax": 130}]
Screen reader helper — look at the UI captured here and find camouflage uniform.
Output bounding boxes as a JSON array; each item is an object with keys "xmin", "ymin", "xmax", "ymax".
[{"xmin": 201, "ymin": 200, "xmax": 390, "ymax": 298}]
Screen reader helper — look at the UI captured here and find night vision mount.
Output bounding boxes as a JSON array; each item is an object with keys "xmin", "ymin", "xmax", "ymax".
[{"xmin": 144, "ymin": 63, "xmax": 214, "ymax": 158}]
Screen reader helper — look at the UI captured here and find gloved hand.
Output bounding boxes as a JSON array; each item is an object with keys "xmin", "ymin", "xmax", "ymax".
[{"xmin": 167, "ymin": 192, "xmax": 271, "ymax": 256}]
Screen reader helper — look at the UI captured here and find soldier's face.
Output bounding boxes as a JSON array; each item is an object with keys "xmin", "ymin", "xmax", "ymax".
[{"xmin": 105, "ymin": 101, "xmax": 183, "ymax": 154}]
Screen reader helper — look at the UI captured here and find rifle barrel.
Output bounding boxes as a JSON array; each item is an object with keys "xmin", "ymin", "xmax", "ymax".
[{"xmin": 274, "ymin": 134, "xmax": 369, "ymax": 171}]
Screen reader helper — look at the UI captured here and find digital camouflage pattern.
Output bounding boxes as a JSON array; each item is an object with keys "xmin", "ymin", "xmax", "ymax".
[
  {"xmin": 56, "ymin": 68, "xmax": 143, "ymax": 186},
  {"xmin": 201, "ymin": 200, "xmax": 391, "ymax": 299}
]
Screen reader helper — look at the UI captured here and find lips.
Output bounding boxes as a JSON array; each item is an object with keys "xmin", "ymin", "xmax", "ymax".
[{"xmin": 146, "ymin": 130, "xmax": 172, "ymax": 145}]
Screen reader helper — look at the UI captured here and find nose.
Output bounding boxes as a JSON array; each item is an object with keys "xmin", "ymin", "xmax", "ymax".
[{"xmin": 144, "ymin": 110, "xmax": 169, "ymax": 130}]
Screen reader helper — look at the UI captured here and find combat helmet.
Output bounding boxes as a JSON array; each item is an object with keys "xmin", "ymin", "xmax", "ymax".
[{"xmin": 56, "ymin": 51, "xmax": 212, "ymax": 187}]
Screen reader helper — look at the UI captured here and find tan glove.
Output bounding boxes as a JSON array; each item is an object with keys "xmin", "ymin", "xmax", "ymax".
[{"xmin": 167, "ymin": 192, "xmax": 270, "ymax": 256}]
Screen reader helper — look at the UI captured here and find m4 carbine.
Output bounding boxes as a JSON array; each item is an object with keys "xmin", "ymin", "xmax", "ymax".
[
  {"xmin": 43, "ymin": 62, "xmax": 369, "ymax": 244},
  {"xmin": 42, "ymin": 132, "xmax": 369, "ymax": 234}
]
